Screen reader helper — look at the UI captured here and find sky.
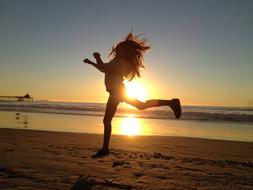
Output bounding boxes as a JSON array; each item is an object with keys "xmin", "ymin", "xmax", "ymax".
[{"xmin": 0, "ymin": 0, "xmax": 253, "ymax": 107}]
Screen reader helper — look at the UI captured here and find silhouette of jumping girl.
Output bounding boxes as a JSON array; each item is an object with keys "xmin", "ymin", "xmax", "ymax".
[{"xmin": 83, "ymin": 32, "xmax": 181, "ymax": 158}]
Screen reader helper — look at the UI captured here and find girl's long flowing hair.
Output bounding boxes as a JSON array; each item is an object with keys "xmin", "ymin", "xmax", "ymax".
[{"xmin": 110, "ymin": 32, "xmax": 150, "ymax": 81}]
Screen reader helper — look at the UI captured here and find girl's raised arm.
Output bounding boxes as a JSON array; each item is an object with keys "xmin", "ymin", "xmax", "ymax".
[
  {"xmin": 93, "ymin": 52, "xmax": 104, "ymax": 66},
  {"xmin": 83, "ymin": 58, "xmax": 106, "ymax": 73}
]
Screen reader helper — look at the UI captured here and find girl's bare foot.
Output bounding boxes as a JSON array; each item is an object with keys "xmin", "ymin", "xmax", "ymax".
[{"xmin": 91, "ymin": 149, "xmax": 110, "ymax": 158}]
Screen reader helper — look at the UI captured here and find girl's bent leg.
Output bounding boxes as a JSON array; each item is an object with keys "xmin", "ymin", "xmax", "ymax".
[
  {"xmin": 124, "ymin": 98, "xmax": 171, "ymax": 110},
  {"xmin": 124, "ymin": 98, "xmax": 181, "ymax": 119}
]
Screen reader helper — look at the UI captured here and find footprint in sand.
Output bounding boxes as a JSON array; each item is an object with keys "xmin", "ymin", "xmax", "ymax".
[
  {"xmin": 71, "ymin": 178, "xmax": 132, "ymax": 190},
  {"xmin": 112, "ymin": 160, "xmax": 131, "ymax": 168}
]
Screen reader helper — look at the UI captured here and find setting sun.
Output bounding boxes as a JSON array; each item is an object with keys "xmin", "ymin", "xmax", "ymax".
[{"xmin": 124, "ymin": 80, "xmax": 148, "ymax": 101}]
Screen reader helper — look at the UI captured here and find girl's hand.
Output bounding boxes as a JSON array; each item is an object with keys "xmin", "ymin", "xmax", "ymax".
[
  {"xmin": 83, "ymin": 58, "xmax": 92, "ymax": 64},
  {"xmin": 93, "ymin": 52, "xmax": 100, "ymax": 59}
]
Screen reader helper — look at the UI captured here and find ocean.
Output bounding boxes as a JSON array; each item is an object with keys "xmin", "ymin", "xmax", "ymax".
[{"xmin": 0, "ymin": 101, "xmax": 253, "ymax": 142}]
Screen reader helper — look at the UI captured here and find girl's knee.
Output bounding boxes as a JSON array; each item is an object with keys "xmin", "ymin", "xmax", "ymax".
[
  {"xmin": 136, "ymin": 102, "xmax": 146, "ymax": 110},
  {"xmin": 124, "ymin": 99, "xmax": 146, "ymax": 110}
]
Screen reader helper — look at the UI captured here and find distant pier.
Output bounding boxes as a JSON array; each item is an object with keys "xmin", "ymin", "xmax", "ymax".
[{"xmin": 0, "ymin": 94, "xmax": 33, "ymax": 102}]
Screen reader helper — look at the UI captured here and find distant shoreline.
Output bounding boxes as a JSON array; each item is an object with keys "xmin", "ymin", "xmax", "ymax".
[
  {"xmin": 0, "ymin": 127, "xmax": 251, "ymax": 144},
  {"xmin": 1, "ymin": 101, "xmax": 253, "ymax": 123},
  {"xmin": 1, "ymin": 109, "xmax": 253, "ymax": 142}
]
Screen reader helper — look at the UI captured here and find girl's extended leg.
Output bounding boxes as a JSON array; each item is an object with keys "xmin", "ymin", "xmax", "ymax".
[{"xmin": 124, "ymin": 98, "xmax": 181, "ymax": 119}]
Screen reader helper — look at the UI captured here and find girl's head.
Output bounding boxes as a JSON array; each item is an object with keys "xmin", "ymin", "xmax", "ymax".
[{"xmin": 110, "ymin": 32, "xmax": 150, "ymax": 81}]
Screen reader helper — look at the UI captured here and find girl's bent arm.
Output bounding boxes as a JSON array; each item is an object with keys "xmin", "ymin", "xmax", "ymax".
[{"xmin": 83, "ymin": 58, "xmax": 106, "ymax": 73}]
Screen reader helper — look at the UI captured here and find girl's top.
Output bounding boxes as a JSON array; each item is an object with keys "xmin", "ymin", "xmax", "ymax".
[{"xmin": 104, "ymin": 58, "xmax": 129, "ymax": 93}]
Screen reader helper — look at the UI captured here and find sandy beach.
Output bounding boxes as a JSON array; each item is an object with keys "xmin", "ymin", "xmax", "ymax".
[{"xmin": 0, "ymin": 128, "xmax": 252, "ymax": 189}]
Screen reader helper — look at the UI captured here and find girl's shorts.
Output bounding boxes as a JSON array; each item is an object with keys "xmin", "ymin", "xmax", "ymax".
[{"xmin": 107, "ymin": 86, "xmax": 127, "ymax": 103}]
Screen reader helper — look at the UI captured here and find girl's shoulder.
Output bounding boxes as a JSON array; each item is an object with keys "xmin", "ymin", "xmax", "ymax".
[
  {"xmin": 107, "ymin": 58, "xmax": 127, "ymax": 67},
  {"xmin": 107, "ymin": 58, "xmax": 131, "ymax": 73},
  {"xmin": 114, "ymin": 58, "xmax": 130, "ymax": 66},
  {"xmin": 115, "ymin": 58, "xmax": 131, "ymax": 75}
]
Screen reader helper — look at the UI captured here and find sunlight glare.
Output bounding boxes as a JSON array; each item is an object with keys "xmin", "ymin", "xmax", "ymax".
[{"xmin": 124, "ymin": 80, "xmax": 148, "ymax": 101}]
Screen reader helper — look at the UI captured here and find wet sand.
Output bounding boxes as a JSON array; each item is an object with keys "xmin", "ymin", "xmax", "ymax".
[{"xmin": 0, "ymin": 128, "xmax": 253, "ymax": 189}]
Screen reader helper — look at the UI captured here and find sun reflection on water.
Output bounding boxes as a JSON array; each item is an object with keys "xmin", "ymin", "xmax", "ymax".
[{"xmin": 117, "ymin": 116, "xmax": 141, "ymax": 136}]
